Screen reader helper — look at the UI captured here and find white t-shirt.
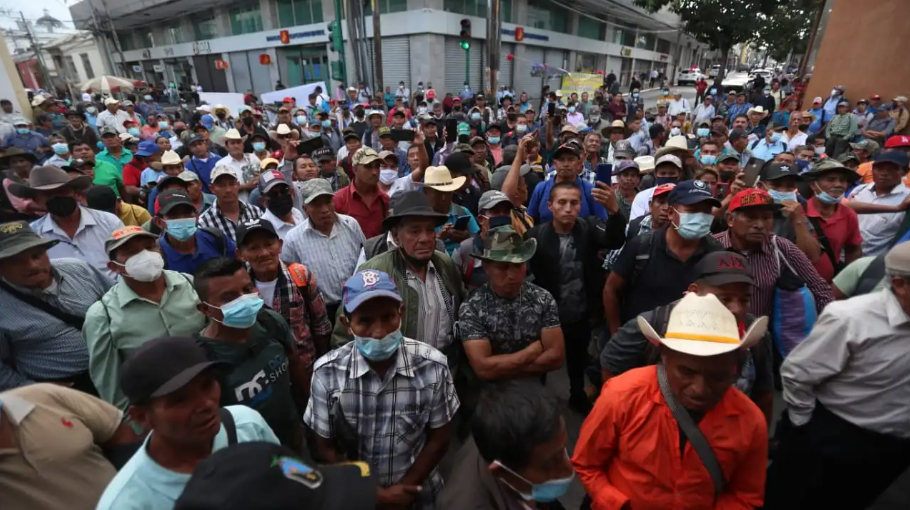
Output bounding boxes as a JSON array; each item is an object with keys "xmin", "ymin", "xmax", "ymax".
[
  {"xmin": 256, "ymin": 278, "xmax": 278, "ymax": 305},
  {"xmin": 81, "ymin": 92, "xmax": 92, "ymax": 102},
  {"xmin": 213, "ymin": 153, "xmax": 261, "ymax": 203},
  {"xmin": 629, "ymin": 187, "xmax": 657, "ymax": 220}
]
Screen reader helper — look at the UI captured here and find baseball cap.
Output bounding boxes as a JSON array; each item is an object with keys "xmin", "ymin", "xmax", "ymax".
[
  {"xmin": 0, "ymin": 221, "xmax": 58, "ymax": 260},
  {"xmin": 260, "ymin": 158, "xmax": 280, "ymax": 170},
  {"xmin": 612, "ymin": 160, "xmax": 640, "ymax": 176},
  {"xmin": 343, "ymin": 269, "xmax": 402, "ymax": 313},
  {"xmin": 312, "ymin": 146, "xmax": 334, "ymax": 162},
  {"xmin": 104, "ymin": 225, "xmax": 159, "ymax": 257},
  {"xmin": 444, "ymin": 151, "xmax": 475, "ymax": 176},
  {"xmin": 812, "ymin": 96, "xmax": 823, "ymax": 104},
  {"xmin": 378, "ymin": 150, "xmax": 400, "ymax": 163},
  {"xmin": 717, "ymin": 152, "xmax": 740, "ymax": 163},
  {"xmin": 120, "ymin": 336, "xmax": 227, "ymax": 404},
  {"xmin": 100, "ymin": 126, "xmax": 119, "ymax": 137},
  {"xmin": 174, "ymin": 442, "xmax": 376, "ymax": 510},
  {"xmin": 479, "ymin": 190, "xmax": 512, "ymax": 211},
  {"xmin": 728, "ymin": 129, "xmax": 748, "ymax": 143},
  {"xmin": 652, "ymin": 182, "xmax": 675, "ymax": 198},
  {"xmin": 667, "ymin": 180, "xmax": 721, "ymax": 208},
  {"xmin": 343, "ymin": 131, "xmax": 360, "ymax": 142},
  {"xmin": 86, "ymin": 185, "xmax": 118, "ymax": 214},
  {"xmin": 236, "ymin": 219, "xmax": 278, "ymax": 247},
  {"xmin": 259, "ymin": 169, "xmax": 291, "ymax": 194},
  {"xmin": 490, "ymin": 165, "xmax": 532, "ymax": 190},
  {"xmin": 156, "ymin": 189, "xmax": 196, "ymax": 216},
  {"xmin": 656, "ymin": 154, "xmax": 683, "ymax": 169},
  {"xmin": 210, "ymin": 167, "xmax": 239, "ymax": 183},
  {"xmin": 873, "ymin": 151, "xmax": 910, "ymax": 169},
  {"xmin": 136, "ymin": 140, "xmax": 160, "ymax": 157},
  {"xmin": 694, "ymin": 252, "xmax": 754, "ymax": 286},
  {"xmin": 299, "ymin": 178, "xmax": 334, "ymax": 204},
  {"xmin": 613, "ymin": 140, "xmax": 634, "ymax": 157},
  {"xmin": 885, "ymin": 135, "xmax": 910, "ymax": 149},
  {"xmin": 352, "ymin": 147, "xmax": 382, "ymax": 166},
  {"xmin": 553, "ymin": 143, "xmax": 581, "ymax": 160},
  {"xmin": 885, "ymin": 241, "xmax": 910, "ymax": 274},
  {"xmin": 760, "ymin": 162, "xmax": 803, "ymax": 182},
  {"xmin": 157, "ymin": 172, "xmax": 190, "ymax": 191},
  {"xmin": 177, "ymin": 170, "xmax": 200, "ymax": 183},
  {"xmin": 728, "ymin": 188, "xmax": 782, "ymax": 213},
  {"xmin": 850, "ymin": 139, "xmax": 880, "ymax": 153},
  {"xmin": 378, "ymin": 126, "xmax": 392, "ymax": 138}
]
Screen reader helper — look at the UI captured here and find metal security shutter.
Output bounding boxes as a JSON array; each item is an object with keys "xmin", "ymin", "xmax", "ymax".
[
  {"xmin": 247, "ymin": 50, "xmax": 272, "ymax": 96},
  {"xmin": 544, "ymin": 49, "xmax": 565, "ymax": 91},
  {"xmin": 445, "ymin": 37, "xmax": 467, "ymax": 97},
  {"xmin": 515, "ymin": 45, "xmax": 543, "ymax": 101},
  {"xmin": 228, "ymin": 52, "xmax": 252, "ymax": 94},
  {"xmin": 469, "ymin": 39, "xmax": 483, "ymax": 93},
  {"xmin": 378, "ymin": 37, "xmax": 411, "ymax": 91},
  {"xmin": 499, "ymin": 42, "xmax": 514, "ymax": 91}
]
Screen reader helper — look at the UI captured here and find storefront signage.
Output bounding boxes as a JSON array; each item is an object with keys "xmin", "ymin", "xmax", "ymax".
[
  {"xmin": 659, "ymin": 54, "xmax": 668, "ymax": 62},
  {"xmin": 131, "ymin": 65, "xmax": 143, "ymax": 73},
  {"xmin": 192, "ymin": 41, "xmax": 211, "ymax": 55},
  {"xmin": 501, "ymin": 28, "xmax": 548, "ymax": 42},
  {"xmin": 164, "ymin": 47, "xmax": 175, "ymax": 57},
  {"xmin": 621, "ymin": 47, "xmax": 632, "ymax": 57},
  {"xmin": 266, "ymin": 29, "xmax": 325, "ymax": 43},
  {"xmin": 259, "ymin": 54, "xmax": 271, "ymax": 65},
  {"xmin": 279, "ymin": 30, "xmax": 290, "ymax": 44},
  {"xmin": 153, "ymin": 64, "xmax": 164, "ymax": 72},
  {"xmin": 215, "ymin": 60, "xmax": 229, "ymax": 70}
]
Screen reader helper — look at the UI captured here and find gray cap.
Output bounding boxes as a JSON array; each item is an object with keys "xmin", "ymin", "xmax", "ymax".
[
  {"xmin": 0, "ymin": 221, "xmax": 58, "ymax": 260},
  {"xmin": 613, "ymin": 139, "xmax": 635, "ymax": 156},
  {"xmin": 479, "ymin": 190, "xmax": 512, "ymax": 211},
  {"xmin": 490, "ymin": 165, "xmax": 533, "ymax": 190},
  {"xmin": 885, "ymin": 241, "xmax": 910, "ymax": 274},
  {"xmin": 298, "ymin": 178, "xmax": 334, "ymax": 204}
]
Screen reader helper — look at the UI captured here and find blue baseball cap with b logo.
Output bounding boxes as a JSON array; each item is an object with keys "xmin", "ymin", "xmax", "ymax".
[{"xmin": 343, "ymin": 270, "xmax": 403, "ymax": 313}]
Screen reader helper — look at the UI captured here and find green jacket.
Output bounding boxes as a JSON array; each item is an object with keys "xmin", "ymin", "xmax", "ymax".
[{"xmin": 330, "ymin": 249, "xmax": 465, "ymax": 347}]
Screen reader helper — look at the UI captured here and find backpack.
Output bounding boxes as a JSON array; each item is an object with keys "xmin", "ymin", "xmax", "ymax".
[{"xmin": 770, "ymin": 236, "xmax": 817, "ymax": 358}]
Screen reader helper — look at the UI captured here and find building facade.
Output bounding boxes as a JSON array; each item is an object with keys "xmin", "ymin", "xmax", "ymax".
[{"xmin": 70, "ymin": 0, "xmax": 706, "ymax": 99}]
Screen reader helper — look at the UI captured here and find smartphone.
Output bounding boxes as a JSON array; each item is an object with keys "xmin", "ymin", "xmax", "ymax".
[
  {"xmin": 548, "ymin": 103, "xmax": 556, "ymax": 117},
  {"xmin": 715, "ymin": 183, "xmax": 730, "ymax": 200},
  {"xmin": 445, "ymin": 119, "xmax": 458, "ymax": 143},
  {"xmin": 391, "ymin": 129, "xmax": 415, "ymax": 143},
  {"xmin": 595, "ymin": 163, "xmax": 613, "ymax": 184},
  {"xmin": 552, "ymin": 114, "xmax": 562, "ymax": 126},
  {"xmin": 453, "ymin": 216, "xmax": 471, "ymax": 231},
  {"xmin": 297, "ymin": 136, "xmax": 325, "ymax": 155}
]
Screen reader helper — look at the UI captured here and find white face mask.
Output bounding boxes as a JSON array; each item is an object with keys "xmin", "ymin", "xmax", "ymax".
[
  {"xmin": 379, "ymin": 168, "xmax": 398, "ymax": 184},
  {"xmin": 670, "ymin": 127, "xmax": 681, "ymax": 136},
  {"xmin": 114, "ymin": 250, "xmax": 165, "ymax": 282}
]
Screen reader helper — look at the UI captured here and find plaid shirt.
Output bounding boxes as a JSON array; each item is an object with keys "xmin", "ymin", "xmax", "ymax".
[
  {"xmin": 197, "ymin": 200, "xmax": 263, "ymax": 242},
  {"xmin": 305, "ymin": 338, "xmax": 459, "ymax": 509},
  {"xmin": 254, "ymin": 262, "xmax": 333, "ymax": 368},
  {"xmin": 546, "ymin": 166, "xmax": 597, "ymax": 184}
]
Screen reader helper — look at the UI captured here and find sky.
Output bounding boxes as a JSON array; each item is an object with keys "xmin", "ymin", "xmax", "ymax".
[{"xmin": 0, "ymin": 0, "xmax": 76, "ymax": 30}]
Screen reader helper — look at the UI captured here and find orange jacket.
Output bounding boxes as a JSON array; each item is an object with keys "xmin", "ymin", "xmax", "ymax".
[{"xmin": 572, "ymin": 366, "xmax": 768, "ymax": 510}]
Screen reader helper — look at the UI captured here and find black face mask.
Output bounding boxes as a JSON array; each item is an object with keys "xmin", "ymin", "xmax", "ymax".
[
  {"xmin": 798, "ymin": 124, "xmax": 808, "ymax": 132},
  {"xmin": 267, "ymin": 193, "xmax": 294, "ymax": 217},
  {"xmin": 242, "ymin": 117, "xmax": 254, "ymax": 127},
  {"xmin": 46, "ymin": 196, "xmax": 78, "ymax": 217},
  {"xmin": 507, "ymin": 114, "xmax": 517, "ymax": 122},
  {"xmin": 453, "ymin": 106, "xmax": 462, "ymax": 111},
  {"xmin": 719, "ymin": 170, "xmax": 736, "ymax": 182}
]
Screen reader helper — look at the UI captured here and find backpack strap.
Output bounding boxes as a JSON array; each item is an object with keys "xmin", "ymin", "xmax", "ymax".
[
  {"xmin": 199, "ymin": 227, "xmax": 228, "ymax": 256},
  {"xmin": 629, "ymin": 231, "xmax": 655, "ymax": 287},
  {"xmin": 805, "ymin": 210, "xmax": 842, "ymax": 275},
  {"xmin": 854, "ymin": 253, "xmax": 887, "ymax": 297},
  {"xmin": 286, "ymin": 263, "xmax": 315, "ymax": 312},
  {"xmin": 220, "ymin": 408, "xmax": 238, "ymax": 445}
]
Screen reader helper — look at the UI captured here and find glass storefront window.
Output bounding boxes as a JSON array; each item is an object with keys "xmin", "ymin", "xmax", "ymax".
[
  {"xmin": 656, "ymin": 38, "xmax": 671, "ymax": 54},
  {"xmin": 363, "ymin": 0, "xmax": 408, "ymax": 15},
  {"xmin": 527, "ymin": 0, "xmax": 568, "ymax": 33},
  {"xmin": 575, "ymin": 53, "xmax": 596, "ymax": 73},
  {"xmin": 278, "ymin": 0, "xmax": 324, "ymax": 28},
  {"xmin": 230, "ymin": 5, "xmax": 264, "ymax": 35},
  {"xmin": 193, "ymin": 11, "xmax": 218, "ymax": 41},
  {"xmin": 578, "ymin": 17, "xmax": 604, "ymax": 40}
]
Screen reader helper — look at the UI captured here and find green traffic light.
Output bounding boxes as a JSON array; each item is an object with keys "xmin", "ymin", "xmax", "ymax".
[{"xmin": 459, "ymin": 40, "xmax": 470, "ymax": 50}]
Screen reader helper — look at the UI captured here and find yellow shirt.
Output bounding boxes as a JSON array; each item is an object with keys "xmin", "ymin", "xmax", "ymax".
[{"xmin": 118, "ymin": 202, "xmax": 151, "ymax": 227}]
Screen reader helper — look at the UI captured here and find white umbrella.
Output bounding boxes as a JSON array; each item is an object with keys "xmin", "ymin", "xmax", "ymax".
[{"xmin": 80, "ymin": 76, "xmax": 136, "ymax": 94}]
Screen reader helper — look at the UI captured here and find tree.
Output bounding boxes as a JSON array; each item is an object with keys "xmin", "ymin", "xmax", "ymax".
[
  {"xmin": 633, "ymin": 0, "xmax": 778, "ymax": 84},
  {"xmin": 755, "ymin": 1, "xmax": 817, "ymax": 64}
]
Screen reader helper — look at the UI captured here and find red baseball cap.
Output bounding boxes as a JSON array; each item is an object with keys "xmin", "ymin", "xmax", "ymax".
[
  {"xmin": 652, "ymin": 183, "xmax": 676, "ymax": 198},
  {"xmin": 282, "ymin": 97, "xmax": 294, "ymax": 103},
  {"xmin": 728, "ymin": 188, "xmax": 782, "ymax": 213},
  {"xmin": 871, "ymin": 94, "xmax": 881, "ymax": 100},
  {"xmin": 885, "ymin": 135, "xmax": 910, "ymax": 149}
]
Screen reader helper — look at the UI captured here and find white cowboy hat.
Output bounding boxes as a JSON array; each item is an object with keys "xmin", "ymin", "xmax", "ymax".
[
  {"xmin": 223, "ymin": 128, "xmax": 243, "ymax": 141},
  {"xmin": 747, "ymin": 105, "xmax": 767, "ymax": 116},
  {"xmin": 655, "ymin": 135, "xmax": 692, "ymax": 159},
  {"xmin": 160, "ymin": 150, "xmax": 182, "ymax": 166},
  {"xmin": 417, "ymin": 165, "xmax": 466, "ymax": 192},
  {"xmin": 634, "ymin": 155, "xmax": 656, "ymax": 173},
  {"xmin": 275, "ymin": 124, "xmax": 292, "ymax": 136},
  {"xmin": 637, "ymin": 293, "xmax": 767, "ymax": 357}
]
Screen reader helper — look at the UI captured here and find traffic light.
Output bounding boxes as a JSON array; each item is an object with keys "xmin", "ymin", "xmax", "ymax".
[
  {"xmin": 331, "ymin": 60, "xmax": 345, "ymax": 82},
  {"xmin": 459, "ymin": 19, "xmax": 471, "ymax": 51},
  {"xmin": 327, "ymin": 20, "xmax": 344, "ymax": 53}
]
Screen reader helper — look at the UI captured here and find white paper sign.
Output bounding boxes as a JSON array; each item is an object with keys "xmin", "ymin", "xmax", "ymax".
[{"xmin": 198, "ymin": 92, "xmax": 247, "ymax": 117}]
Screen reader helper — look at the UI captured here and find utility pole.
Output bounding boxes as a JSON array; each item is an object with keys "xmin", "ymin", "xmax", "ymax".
[
  {"xmin": 487, "ymin": 0, "xmax": 501, "ymax": 115},
  {"xmin": 19, "ymin": 12, "xmax": 52, "ymax": 91},
  {"xmin": 88, "ymin": 3, "xmax": 116, "ymax": 78},
  {"xmin": 371, "ymin": 0, "xmax": 382, "ymax": 94},
  {"xmin": 98, "ymin": 0, "xmax": 126, "ymax": 75},
  {"xmin": 673, "ymin": 29, "xmax": 683, "ymax": 86}
]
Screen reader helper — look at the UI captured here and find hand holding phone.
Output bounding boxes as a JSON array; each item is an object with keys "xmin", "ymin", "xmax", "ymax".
[
  {"xmin": 595, "ymin": 163, "xmax": 613, "ymax": 185},
  {"xmin": 453, "ymin": 216, "xmax": 471, "ymax": 231}
]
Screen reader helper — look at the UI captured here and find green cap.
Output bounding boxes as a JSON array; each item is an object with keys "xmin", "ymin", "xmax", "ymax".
[
  {"xmin": 470, "ymin": 226, "xmax": 537, "ymax": 264},
  {"xmin": 0, "ymin": 221, "xmax": 58, "ymax": 260},
  {"xmin": 299, "ymin": 178, "xmax": 335, "ymax": 204}
]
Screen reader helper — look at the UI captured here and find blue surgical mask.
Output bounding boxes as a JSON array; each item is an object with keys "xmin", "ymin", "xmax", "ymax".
[
  {"xmin": 663, "ymin": 91, "xmax": 670, "ymax": 96},
  {"xmin": 568, "ymin": 107, "xmax": 576, "ymax": 113},
  {"xmin": 97, "ymin": 141, "xmax": 104, "ymax": 150},
  {"xmin": 493, "ymin": 454, "xmax": 575, "ymax": 503},
  {"xmin": 709, "ymin": 88, "xmax": 716, "ymax": 95},
  {"xmin": 354, "ymin": 329, "xmax": 404, "ymax": 361},
  {"xmin": 796, "ymin": 159, "xmax": 810, "ymax": 172},
  {"xmin": 516, "ymin": 124, "xmax": 528, "ymax": 134},
  {"xmin": 700, "ymin": 154, "xmax": 717, "ymax": 166},
  {"xmin": 159, "ymin": 121, "xmax": 169, "ymax": 129},
  {"xmin": 52, "ymin": 143, "xmax": 69, "ymax": 155},
  {"xmin": 674, "ymin": 211, "xmax": 714, "ymax": 240},
  {"xmin": 697, "ymin": 128, "xmax": 710, "ymax": 137},
  {"xmin": 633, "ymin": 93, "xmax": 639, "ymax": 98},
  {"xmin": 472, "ymin": 112, "xmax": 481, "ymax": 121},
  {"xmin": 488, "ymin": 136, "xmax": 500, "ymax": 144},
  {"xmin": 128, "ymin": 127, "xmax": 141, "ymax": 137},
  {"xmin": 814, "ymin": 190, "xmax": 842, "ymax": 205},
  {"xmin": 296, "ymin": 115, "xmax": 307, "ymax": 124},
  {"xmin": 655, "ymin": 176, "xmax": 678, "ymax": 186},
  {"xmin": 767, "ymin": 189, "xmax": 797, "ymax": 203},
  {"xmin": 207, "ymin": 293, "xmax": 264, "ymax": 329},
  {"xmin": 16, "ymin": 128, "xmax": 29, "ymax": 135},
  {"xmin": 253, "ymin": 141, "xmax": 266, "ymax": 152},
  {"xmin": 769, "ymin": 132, "xmax": 782, "ymax": 143},
  {"xmin": 166, "ymin": 217, "xmax": 197, "ymax": 241},
  {"xmin": 322, "ymin": 120, "xmax": 332, "ymax": 128},
  {"xmin": 86, "ymin": 107, "xmax": 96, "ymax": 114}
]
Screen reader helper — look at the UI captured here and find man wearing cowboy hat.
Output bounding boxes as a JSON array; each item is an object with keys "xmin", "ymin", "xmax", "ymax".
[
  {"xmin": 419, "ymin": 163, "xmax": 480, "ymax": 254},
  {"xmin": 212, "ymin": 128, "xmax": 261, "ymax": 204},
  {"xmin": 10, "ymin": 165, "xmax": 124, "ymax": 276},
  {"xmin": 333, "ymin": 147, "xmax": 391, "ymax": 239},
  {"xmin": 458, "ymin": 225, "xmax": 565, "ymax": 385},
  {"xmin": 0, "ymin": 147, "xmax": 41, "ymax": 222},
  {"xmin": 332, "ymin": 191, "xmax": 464, "ymax": 353},
  {"xmin": 574, "ymin": 293, "xmax": 770, "ymax": 509},
  {"xmin": 95, "ymin": 97, "xmax": 131, "ymax": 134},
  {"xmin": 361, "ymin": 110, "xmax": 386, "ymax": 151}
]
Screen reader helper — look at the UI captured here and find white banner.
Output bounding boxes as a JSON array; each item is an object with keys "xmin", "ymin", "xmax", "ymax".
[
  {"xmin": 259, "ymin": 81, "xmax": 327, "ymax": 108},
  {"xmin": 197, "ymin": 92, "xmax": 247, "ymax": 118}
]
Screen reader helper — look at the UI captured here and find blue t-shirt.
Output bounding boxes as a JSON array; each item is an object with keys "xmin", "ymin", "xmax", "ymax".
[
  {"xmin": 160, "ymin": 228, "xmax": 236, "ymax": 275},
  {"xmin": 435, "ymin": 204, "xmax": 480, "ymax": 254},
  {"xmin": 527, "ymin": 177, "xmax": 608, "ymax": 224},
  {"xmin": 184, "ymin": 154, "xmax": 222, "ymax": 192},
  {"xmin": 95, "ymin": 406, "xmax": 279, "ymax": 510}
]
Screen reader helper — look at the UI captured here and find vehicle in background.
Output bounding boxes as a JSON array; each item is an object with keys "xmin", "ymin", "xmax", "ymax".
[
  {"xmin": 721, "ymin": 73, "xmax": 752, "ymax": 94},
  {"xmin": 677, "ymin": 68, "xmax": 706, "ymax": 86},
  {"xmin": 748, "ymin": 68, "xmax": 773, "ymax": 81},
  {"xmin": 708, "ymin": 65, "xmax": 725, "ymax": 78}
]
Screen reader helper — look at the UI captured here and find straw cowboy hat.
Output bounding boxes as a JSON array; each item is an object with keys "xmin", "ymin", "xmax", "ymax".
[
  {"xmin": 8, "ymin": 165, "xmax": 92, "ymax": 199},
  {"xmin": 213, "ymin": 104, "xmax": 231, "ymax": 117},
  {"xmin": 637, "ymin": 293, "xmax": 768, "ymax": 357},
  {"xmin": 160, "ymin": 150, "xmax": 183, "ymax": 166},
  {"xmin": 417, "ymin": 165, "xmax": 466, "ymax": 192},
  {"xmin": 655, "ymin": 135, "xmax": 693, "ymax": 160},
  {"xmin": 269, "ymin": 123, "xmax": 299, "ymax": 141},
  {"xmin": 223, "ymin": 128, "xmax": 247, "ymax": 143}
]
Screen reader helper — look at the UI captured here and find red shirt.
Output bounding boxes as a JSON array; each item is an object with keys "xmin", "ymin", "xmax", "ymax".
[
  {"xmin": 332, "ymin": 182, "xmax": 390, "ymax": 238},
  {"xmin": 122, "ymin": 158, "xmax": 147, "ymax": 187},
  {"xmin": 806, "ymin": 197, "xmax": 863, "ymax": 282}
]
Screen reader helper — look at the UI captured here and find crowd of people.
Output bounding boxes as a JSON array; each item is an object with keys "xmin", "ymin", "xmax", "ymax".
[{"xmin": 1, "ymin": 71, "xmax": 910, "ymax": 510}]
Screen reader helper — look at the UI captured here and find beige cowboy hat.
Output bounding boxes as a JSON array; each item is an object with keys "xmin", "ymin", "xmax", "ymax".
[
  {"xmin": 8, "ymin": 165, "xmax": 92, "ymax": 199},
  {"xmin": 747, "ymin": 105, "xmax": 768, "ymax": 117},
  {"xmin": 223, "ymin": 128, "xmax": 245, "ymax": 142},
  {"xmin": 160, "ymin": 150, "xmax": 182, "ymax": 166},
  {"xmin": 638, "ymin": 293, "xmax": 767, "ymax": 357},
  {"xmin": 417, "ymin": 165, "xmax": 466, "ymax": 192},
  {"xmin": 213, "ymin": 104, "xmax": 231, "ymax": 116},
  {"xmin": 655, "ymin": 135, "xmax": 693, "ymax": 160},
  {"xmin": 634, "ymin": 155, "xmax": 656, "ymax": 173}
]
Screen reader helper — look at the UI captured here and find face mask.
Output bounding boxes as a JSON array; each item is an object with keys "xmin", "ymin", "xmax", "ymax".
[
  {"xmin": 633, "ymin": 93, "xmax": 639, "ymax": 98},
  {"xmin": 700, "ymin": 154, "xmax": 717, "ymax": 166},
  {"xmin": 46, "ymin": 195, "xmax": 78, "ymax": 217},
  {"xmin": 655, "ymin": 176, "xmax": 678, "ymax": 186},
  {"xmin": 208, "ymin": 293, "xmax": 264, "ymax": 329},
  {"xmin": 322, "ymin": 120, "xmax": 332, "ymax": 128},
  {"xmin": 52, "ymin": 143, "xmax": 69, "ymax": 155},
  {"xmin": 464, "ymin": 85, "xmax": 470, "ymax": 90},
  {"xmin": 379, "ymin": 168, "xmax": 398, "ymax": 184},
  {"xmin": 114, "ymin": 249, "xmax": 165, "ymax": 282},
  {"xmin": 16, "ymin": 128, "xmax": 29, "ymax": 135},
  {"xmin": 86, "ymin": 107, "xmax": 96, "ymax": 114},
  {"xmin": 767, "ymin": 189, "xmax": 797, "ymax": 203},
  {"xmin": 798, "ymin": 124, "xmax": 808, "ymax": 132},
  {"xmin": 516, "ymin": 124, "xmax": 528, "ymax": 134},
  {"xmin": 159, "ymin": 121, "xmax": 169, "ymax": 129},
  {"xmin": 493, "ymin": 457, "xmax": 575, "ymax": 502},
  {"xmin": 670, "ymin": 127, "xmax": 681, "ymax": 136},
  {"xmin": 268, "ymin": 193, "xmax": 295, "ymax": 217},
  {"xmin": 166, "ymin": 217, "xmax": 197, "ymax": 241},
  {"xmin": 354, "ymin": 328, "xmax": 404, "ymax": 361},
  {"xmin": 674, "ymin": 211, "xmax": 713, "ymax": 240},
  {"xmin": 696, "ymin": 128, "xmax": 709, "ymax": 138},
  {"xmin": 796, "ymin": 159, "xmax": 810, "ymax": 171},
  {"xmin": 251, "ymin": 141, "xmax": 267, "ymax": 152},
  {"xmin": 709, "ymin": 88, "xmax": 716, "ymax": 95},
  {"xmin": 471, "ymin": 112, "xmax": 481, "ymax": 121},
  {"xmin": 296, "ymin": 115, "xmax": 307, "ymax": 125},
  {"xmin": 488, "ymin": 137, "xmax": 500, "ymax": 144},
  {"xmin": 763, "ymin": 89, "xmax": 771, "ymax": 95},
  {"xmin": 242, "ymin": 117, "xmax": 255, "ymax": 127},
  {"xmin": 128, "ymin": 127, "xmax": 141, "ymax": 137},
  {"xmin": 568, "ymin": 107, "xmax": 576, "ymax": 113},
  {"xmin": 814, "ymin": 147, "xmax": 826, "ymax": 156},
  {"xmin": 814, "ymin": 189, "xmax": 842, "ymax": 205},
  {"xmin": 831, "ymin": 89, "xmax": 838, "ymax": 97},
  {"xmin": 769, "ymin": 132, "xmax": 782, "ymax": 143},
  {"xmin": 181, "ymin": 104, "xmax": 188, "ymax": 109},
  {"xmin": 418, "ymin": 107, "xmax": 427, "ymax": 114},
  {"xmin": 96, "ymin": 141, "xmax": 104, "ymax": 150}
]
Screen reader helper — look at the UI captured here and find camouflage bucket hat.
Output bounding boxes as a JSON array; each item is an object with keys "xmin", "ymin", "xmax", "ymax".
[{"xmin": 470, "ymin": 226, "xmax": 537, "ymax": 264}]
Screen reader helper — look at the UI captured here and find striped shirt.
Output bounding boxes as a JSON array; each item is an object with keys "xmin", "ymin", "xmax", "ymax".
[
  {"xmin": 714, "ymin": 232, "xmax": 833, "ymax": 317},
  {"xmin": 197, "ymin": 200, "xmax": 263, "ymax": 242},
  {"xmin": 0, "ymin": 259, "xmax": 113, "ymax": 390},
  {"xmin": 304, "ymin": 338, "xmax": 460, "ymax": 510},
  {"xmin": 406, "ymin": 262, "xmax": 455, "ymax": 350},
  {"xmin": 280, "ymin": 214, "xmax": 365, "ymax": 305},
  {"xmin": 31, "ymin": 206, "xmax": 125, "ymax": 278},
  {"xmin": 546, "ymin": 165, "xmax": 598, "ymax": 184}
]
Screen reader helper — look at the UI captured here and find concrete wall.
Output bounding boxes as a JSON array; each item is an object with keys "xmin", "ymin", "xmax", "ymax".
[{"xmin": 805, "ymin": 0, "xmax": 909, "ymax": 106}]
